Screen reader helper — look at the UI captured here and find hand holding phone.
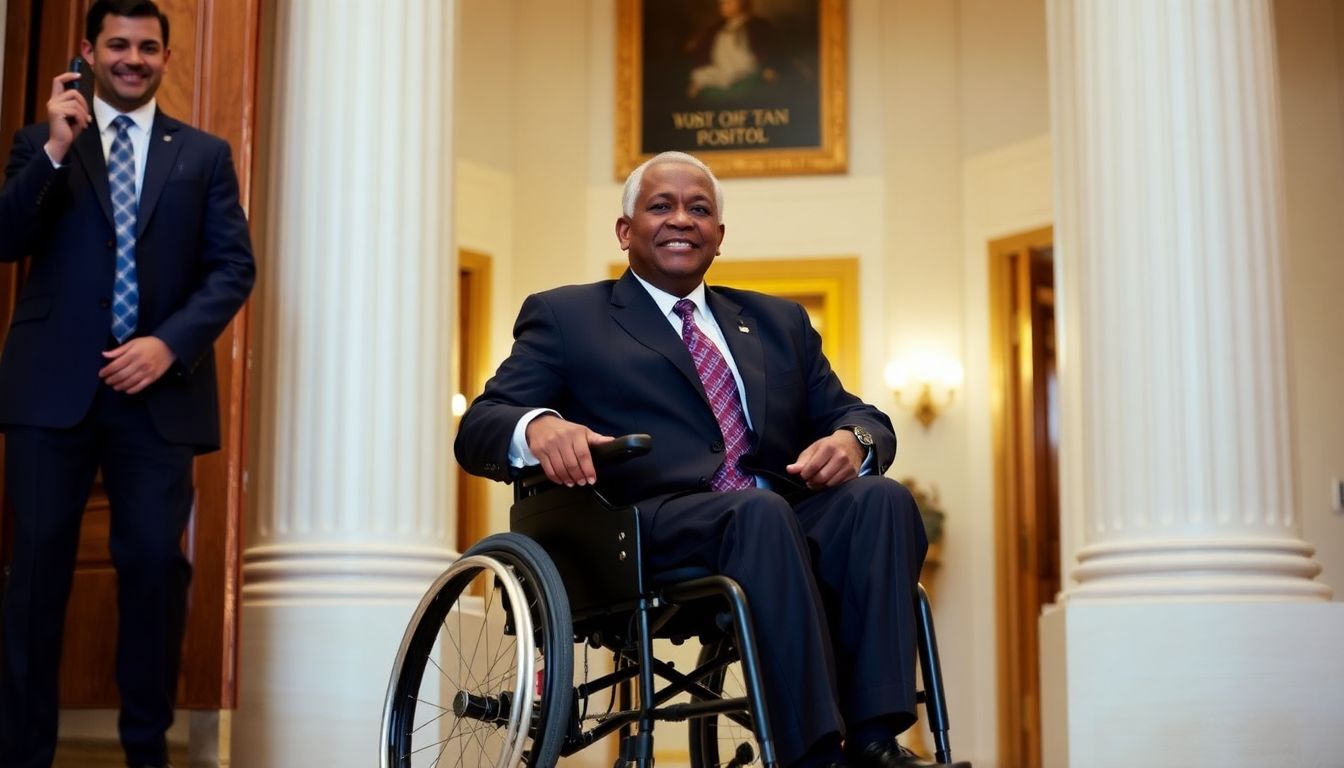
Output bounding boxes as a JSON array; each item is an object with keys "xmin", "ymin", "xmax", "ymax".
[
  {"xmin": 43, "ymin": 58, "xmax": 92, "ymax": 161},
  {"xmin": 63, "ymin": 57, "xmax": 95, "ymax": 118}
]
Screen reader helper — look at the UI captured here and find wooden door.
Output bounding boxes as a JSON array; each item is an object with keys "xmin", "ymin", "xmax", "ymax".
[
  {"xmin": 989, "ymin": 227, "xmax": 1060, "ymax": 768},
  {"xmin": 455, "ymin": 250, "xmax": 492, "ymax": 550},
  {"xmin": 0, "ymin": 0, "xmax": 261, "ymax": 710}
]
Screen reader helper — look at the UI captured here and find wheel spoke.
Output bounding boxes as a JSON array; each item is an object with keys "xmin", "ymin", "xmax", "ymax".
[
  {"xmin": 383, "ymin": 536, "xmax": 571, "ymax": 768},
  {"xmin": 689, "ymin": 640, "xmax": 762, "ymax": 768}
]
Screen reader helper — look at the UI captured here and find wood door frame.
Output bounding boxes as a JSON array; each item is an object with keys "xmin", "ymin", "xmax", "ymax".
[
  {"xmin": 989, "ymin": 226, "xmax": 1055, "ymax": 768},
  {"xmin": 456, "ymin": 249, "xmax": 492, "ymax": 550}
]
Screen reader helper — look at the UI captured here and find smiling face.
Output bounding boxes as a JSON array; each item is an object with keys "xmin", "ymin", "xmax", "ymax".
[
  {"xmin": 616, "ymin": 161, "xmax": 726, "ymax": 298},
  {"xmin": 81, "ymin": 14, "xmax": 170, "ymax": 113}
]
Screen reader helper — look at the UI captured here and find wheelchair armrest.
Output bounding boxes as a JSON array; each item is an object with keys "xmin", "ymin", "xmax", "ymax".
[
  {"xmin": 515, "ymin": 433, "xmax": 652, "ymax": 493},
  {"xmin": 509, "ymin": 433, "xmax": 653, "ymax": 616}
]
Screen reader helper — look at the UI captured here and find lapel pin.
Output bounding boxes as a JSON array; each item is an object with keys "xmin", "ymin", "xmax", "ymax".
[
  {"xmin": 738, "ymin": 323, "xmax": 750, "ymax": 334},
  {"xmin": 163, "ymin": 135, "xmax": 172, "ymax": 142}
]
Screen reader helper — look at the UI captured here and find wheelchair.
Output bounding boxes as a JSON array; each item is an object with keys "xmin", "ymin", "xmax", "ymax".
[{"xmin": 381, "ymin": 435, "xmax": 958, "ymax": 768}]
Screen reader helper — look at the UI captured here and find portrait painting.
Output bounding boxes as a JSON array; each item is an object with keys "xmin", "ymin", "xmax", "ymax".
[{"xmin": 616, "ymin": 0, "xmax": 848, "ymax": 178}]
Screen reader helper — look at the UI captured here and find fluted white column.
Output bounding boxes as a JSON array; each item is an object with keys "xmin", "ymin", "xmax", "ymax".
[
  {"xmin": 1052, "ymin": 0, "xmax": 1325, "ymax": 602},
  {"xmin": 233, "ymin": 1, "xmax": 455, "ymax": 764},
  {"xmin": 1042, "ymin": 1, "xmax": 1344, "ymax": 765}
]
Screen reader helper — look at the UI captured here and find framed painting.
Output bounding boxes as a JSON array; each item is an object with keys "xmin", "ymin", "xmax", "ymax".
[{"xmin": 615, "ymin": 0, "xmax": 848, "ymax": 179}]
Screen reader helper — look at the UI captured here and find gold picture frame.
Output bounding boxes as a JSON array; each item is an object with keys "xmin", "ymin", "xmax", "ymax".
[{"xmin": 615, "ymin": 0, "xmax": 849, "ymax": 179}]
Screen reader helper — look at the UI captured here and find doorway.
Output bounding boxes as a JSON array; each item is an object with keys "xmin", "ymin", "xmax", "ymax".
[
  {"xmin": 0, "ymin": 0, "xmax": 257, "ymax": 717},
  {"xmin": 455, "ymin": 250, "xmax": 492, "ymax": 550},
  {"xmin": 989, "ymin": 226, "xmax": 1060, "ymax": 768}
]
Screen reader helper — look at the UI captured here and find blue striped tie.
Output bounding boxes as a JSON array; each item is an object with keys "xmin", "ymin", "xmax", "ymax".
[{"xmin": 108, "ymin": 115, "xmax": 139, "ymax": 343}]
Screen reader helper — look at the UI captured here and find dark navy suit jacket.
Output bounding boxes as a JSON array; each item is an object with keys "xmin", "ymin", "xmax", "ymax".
[
  {"xmin": 0, "ymin": 110, "xmax": 255, "ymax": 452},
  {"xmin": 455, "ymin": 269, "xmax": 896, "ymax": 511}
]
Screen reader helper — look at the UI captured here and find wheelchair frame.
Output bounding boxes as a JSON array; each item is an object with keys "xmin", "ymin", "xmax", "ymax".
[{"xmin": 381, "ymin": 435, "xmax": 956, "ymax": 768}]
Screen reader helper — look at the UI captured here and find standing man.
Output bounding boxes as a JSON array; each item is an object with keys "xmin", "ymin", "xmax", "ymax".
[
  {"xmin": 456, "ymin": 152, "xmax": 967, "ymax": 768},
  {"xmin": 0, "ymin": 1, "xmax": 254, "ymax": 766}
]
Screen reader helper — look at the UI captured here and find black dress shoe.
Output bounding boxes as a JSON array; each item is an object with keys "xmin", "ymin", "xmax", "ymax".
[{"xmin": 851, "ymin": 738, "xmax": 973, "ymax": 768}]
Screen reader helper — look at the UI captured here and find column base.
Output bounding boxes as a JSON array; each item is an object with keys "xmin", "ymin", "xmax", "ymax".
[
  {"xmin": 1071, "ymin": 537, "xmax": 1331, "ymax": 601},
  {"xmin": 230, "ymin": 599, "xmax": 420, "ymax": 767},
  {"xmin": 1040, "ymin": 600, "xmax": 1344, "ymax": 767}
]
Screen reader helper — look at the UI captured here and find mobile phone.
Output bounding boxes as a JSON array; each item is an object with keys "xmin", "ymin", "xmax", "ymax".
[{"xmin": 64, "ymin": 56, "xmax": 94, "ymax": 114}]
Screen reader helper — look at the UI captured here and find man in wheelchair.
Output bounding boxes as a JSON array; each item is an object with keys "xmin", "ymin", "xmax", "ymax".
[{"xmin": 455, "ymin": 151, "xmax": 957, "ymax": 768}]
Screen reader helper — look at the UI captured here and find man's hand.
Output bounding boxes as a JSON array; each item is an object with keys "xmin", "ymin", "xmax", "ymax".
[
  {"xmin": 526, "ymin": 414, "xmax": 615, "ymax": 487},
  {"xmin": 99, "ymin": 337, "xmax": 176, "ymax": 394},
  {"xmin": 785, "ymin": 429, "xmax": 865, "ymax": 490},
  {"xmin": 44, "ymin": 72, "xmax": 91, "ymax": 164}
]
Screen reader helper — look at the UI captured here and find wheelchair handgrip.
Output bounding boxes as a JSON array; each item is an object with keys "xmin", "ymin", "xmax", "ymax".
[
  {"xmin": 592, "ymin": 433, "xmax": 653, "ymax": 463},
  {"xmin": 515, "ymin": 434, "xmax": 652, "ymax": 492}
]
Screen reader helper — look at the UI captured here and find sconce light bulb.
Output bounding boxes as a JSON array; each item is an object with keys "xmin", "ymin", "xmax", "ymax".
[
  {"xmin": 886, "ymin": 354, "xmax": 962, "ymax": 429},
  {"xmin": 884, "ymin": 360, "xmax": 910, "ymax": 392}
]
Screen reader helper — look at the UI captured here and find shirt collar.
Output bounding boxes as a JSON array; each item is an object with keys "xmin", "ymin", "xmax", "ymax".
[
  {"xmin": 629, "ymin": 271, "xmax": 709, "ymax": 319},
  {"xmin": 94, "ymin": 96, "xmax": 157, "ymax": 135}
]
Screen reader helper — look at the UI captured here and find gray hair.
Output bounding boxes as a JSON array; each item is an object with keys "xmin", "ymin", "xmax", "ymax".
[{"xmin": 621, "ymin": 151, "xmax": 725, "ymax": 219}]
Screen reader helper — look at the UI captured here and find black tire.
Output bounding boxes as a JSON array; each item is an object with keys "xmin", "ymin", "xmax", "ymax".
[
  {"xmin": 687, "ymin": 638, "xmax": 763, "ymax": 768},
  {"xmin": 481, "ymin": 534, "xmax": 576, "ymax": 767},
  {"xmin": 381, "ymin": 533, "xmax": 573, "ymax": 768}
]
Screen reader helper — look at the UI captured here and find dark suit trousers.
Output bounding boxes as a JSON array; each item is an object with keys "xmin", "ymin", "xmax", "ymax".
[
  {"xmin": 642, "ymin": 476, "xmax": 928, "ymax": 765},
  {"xmin": 0, "ymin": 385, "xmax": 194, "ymax": 768}
]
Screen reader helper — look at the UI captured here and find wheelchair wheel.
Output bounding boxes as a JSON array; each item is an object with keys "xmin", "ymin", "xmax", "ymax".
[
  {"xmin": 687, "ymin": 638, "xmax": 763, "ymax": 768},
  {"xmin": 381, "ymin": 533, "xmax": 573, "ymax": 768}
]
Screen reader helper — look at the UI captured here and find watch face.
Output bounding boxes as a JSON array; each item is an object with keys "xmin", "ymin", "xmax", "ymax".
[{"xmin": 851, "ymin": 426, "xmax": 874, "ymax": 446}]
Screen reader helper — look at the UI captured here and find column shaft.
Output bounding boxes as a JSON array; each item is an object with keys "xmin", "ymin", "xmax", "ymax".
[
  {"xmin": 1043, "ymin": 2, "xmax": 1344, "ymax": 764},
  {"xmin": 1051, "ymin": 0, "xmax": 1326, "ymax": 600},
  {"xmin": 234, "ymin": 0, "xmax": 455, "ymax": 763}
]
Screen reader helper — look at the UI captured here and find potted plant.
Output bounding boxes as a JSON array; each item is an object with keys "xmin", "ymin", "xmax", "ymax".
[{"xmin": 901, "ymin": 477, "xmax": 945, "ymax": 570}]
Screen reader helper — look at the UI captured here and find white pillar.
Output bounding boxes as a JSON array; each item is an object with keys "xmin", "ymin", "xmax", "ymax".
[
  {"xmin": 233, "ymin": 1, "xmax": 456, "ymax": 764},
  {"xmin": 1042, "ymin": 1, "xmax": 1344, "ymax": 765}
]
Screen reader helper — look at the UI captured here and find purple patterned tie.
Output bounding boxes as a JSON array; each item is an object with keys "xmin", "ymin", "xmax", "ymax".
[{"xmin": 674, "ymin": 299, "xmax": 753, "ymax": 491}]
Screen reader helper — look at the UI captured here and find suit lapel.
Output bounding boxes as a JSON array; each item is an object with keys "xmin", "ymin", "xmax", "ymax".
[
  {"xmin": 136, "ymin": 110, "xmax": 184, "ymax": 237},
  {"xmin": 73, "ymin": 119, "xmax": 114, "ymax": 226},
  {"xmin": 705, "ymin": 287, "xmax": 766, "ymax": 439},
  {"xmin": 608, "ymin": 271, "xmax": 709, "ymax": 406}
]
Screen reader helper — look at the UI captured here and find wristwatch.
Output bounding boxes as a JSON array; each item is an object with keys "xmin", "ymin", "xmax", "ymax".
[{"xmin": 846, "ymin": 425, "xmax": 874, "ymax": 448}]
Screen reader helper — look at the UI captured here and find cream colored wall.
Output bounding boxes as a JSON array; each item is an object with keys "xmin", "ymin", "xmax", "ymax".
[
  {"xmin": 957, "ymin": 0, "xmax": 1051, "ymax": 156},
  {"xmin": 454, "ymin": 0, "xmax": 519, "ymax": 537},
  {"xmin": 955, "ymin": 6, "xmax": 1052, "ymax": 763},
  {"xmin": 453, "ymin": 1, "xmax": 1344, "ymax": 767},
  {"xmin": 1276, "ymin": 0, "xmax": 1344, "ymax": 595},
  {"xmin": 960, "ymin": 134, "xmax": 1053, "ymax": 768},
  {"xmin": 454, "ymin": 0, "xmax": 516, "ymax": 173}
]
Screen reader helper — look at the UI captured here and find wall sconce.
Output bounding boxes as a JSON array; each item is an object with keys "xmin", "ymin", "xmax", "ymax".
[{"xmin": 884, "ymin": 356, "xmax": 963, "ymax": 429}]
